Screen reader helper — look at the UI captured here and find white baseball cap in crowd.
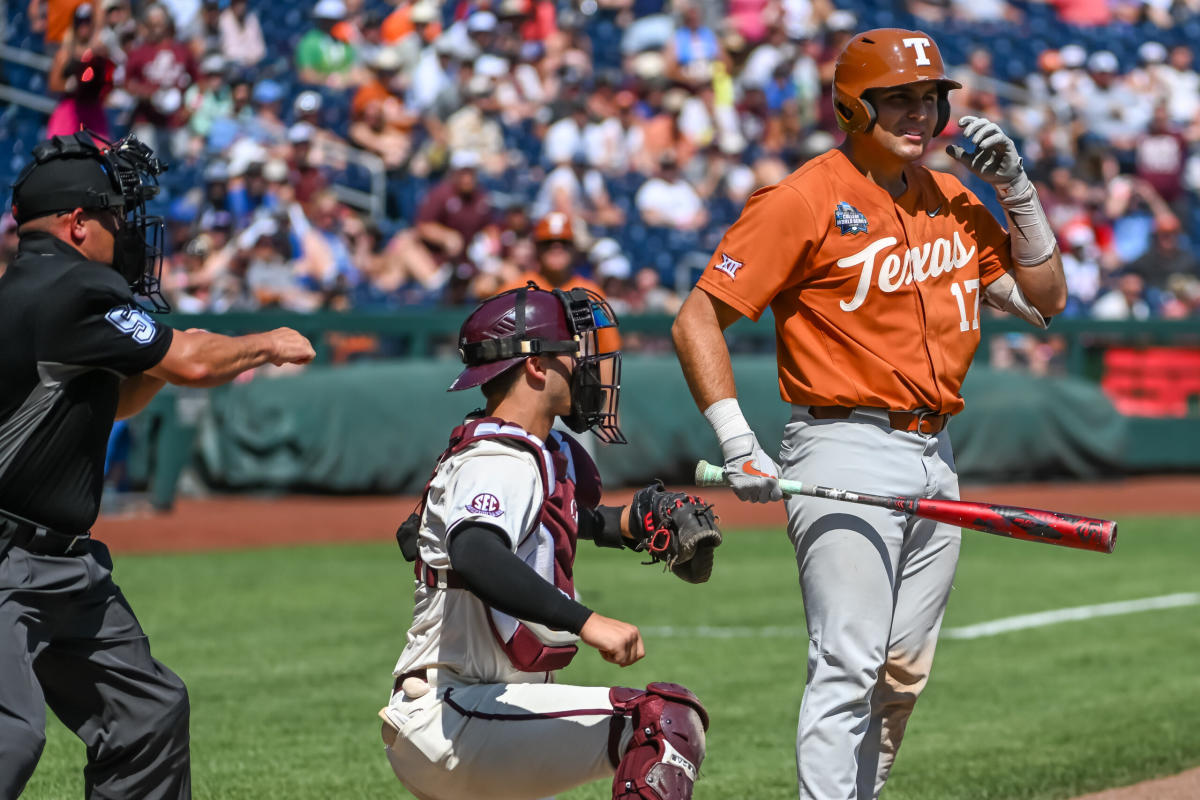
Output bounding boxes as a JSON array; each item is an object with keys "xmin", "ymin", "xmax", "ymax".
[
  {"xmin": 263, "ymin": 159, "xmax": 290, "ymax": 182},
  {"xmin": 467, "ymin": 10, "xmax": 497, "ymax": 33},
  {"xmin": 370, "ymin": 47, "xmax": 404, "ymax": 72},
  {"xmin": 312, "ymin": 0, "xmax": 346, "ymax": 19},
  {"xmin": 589, "ymin": 237, "xmax": 621, "ymax": 264},
  {"xmin": 595, "ymin": 254, "xmax": 631, "ymax": 280},
  {"xmin": 1139, "ymin": 41, "xmax": 1167, "ymax": 64},
  {"xmin": 1087, "ymin": 50, "xmax": 1119, "ymax": 74},
  {"xmin": 200, "ymin": 53, "xmax": 226, "ymax": 75},
  {"xmin": 449, "ymin": 150, "xmax": 482, "ymax": 170},
  {"xmin": 410, "ymin": 1, "xmax": 437, "ymax": 24},
  {"xmin": 1059, "ymin": 44, "xmax": 1087, "ymax": 69},
  {"xmin": 826, "ymin": 10, "xmax": 857, "ymax": 32},
  {"xmin": 288, "ymin": 121, "xmax": 317, "ymax": 143},
  {"xmin": 294, "ymin": 90, "xmax": 322, "ymax": 115}
]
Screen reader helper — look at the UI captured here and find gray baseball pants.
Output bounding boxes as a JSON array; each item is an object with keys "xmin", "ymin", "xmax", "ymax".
[
  {"xmin": 780, "ymin": 407, "xmax": 961, "ymax": 800},
  {"xmin": 0, "ymin": 532, "xmax": 190, "ymax": 799}
]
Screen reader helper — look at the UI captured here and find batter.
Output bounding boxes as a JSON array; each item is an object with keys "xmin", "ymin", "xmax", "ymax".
[{"xmin": 671, "ymin": 28, "xmax": 1067, "ymax": 800}]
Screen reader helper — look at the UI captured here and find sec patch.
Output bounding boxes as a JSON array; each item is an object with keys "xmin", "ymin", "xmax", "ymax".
[{"xmin": 467, "ymin": 493, "xmax": 503, "ymax": 516}]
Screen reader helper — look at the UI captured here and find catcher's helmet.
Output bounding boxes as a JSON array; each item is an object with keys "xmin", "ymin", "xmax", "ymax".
[
  {"xmin": 449, "ymin": 283, "xmax": 625, "ymax": 443},
  {"xmin": 833, "ymin": 28, "xmax": 961, "ymax": 136}
]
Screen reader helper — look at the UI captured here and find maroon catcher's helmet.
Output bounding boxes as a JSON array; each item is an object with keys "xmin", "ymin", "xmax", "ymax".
[{"xmin": 449, "ymin": 283, "xmax": 625, "ymax": 443}]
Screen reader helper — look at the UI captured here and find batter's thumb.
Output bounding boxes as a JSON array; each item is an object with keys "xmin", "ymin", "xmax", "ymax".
[{"xmin": 945, "ymin": 144, "xmax": 968, "ymax": 163}]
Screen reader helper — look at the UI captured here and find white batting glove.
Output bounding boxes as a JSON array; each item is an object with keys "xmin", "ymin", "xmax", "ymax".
[
  {"xmin": 945, "ymin": 115, "xmax": 1025, "ymax": 187},
  {"xmin": 720, "ymin": 432, "xmax": 783, "ymax": 504}
]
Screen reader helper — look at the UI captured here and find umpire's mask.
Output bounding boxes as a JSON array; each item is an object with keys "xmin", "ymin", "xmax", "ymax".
[
  {"xmin": 10, "ymin": 130, "xmax": 170, "ymax": 311},
  {"xmin": 450, "ymin": 283, "xmax": 627, "ymax": 444}
]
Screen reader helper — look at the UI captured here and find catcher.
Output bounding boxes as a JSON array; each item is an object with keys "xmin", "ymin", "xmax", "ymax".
[{"xmin": 381, "ymin": 283, "xmax": 721, "ymax": 800}]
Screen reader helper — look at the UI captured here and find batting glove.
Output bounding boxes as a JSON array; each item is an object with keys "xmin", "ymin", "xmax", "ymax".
[
  {"xmin": 720, "ymin": 432, "xmax": 783, "ymax": 504},
  {"xmin": 945, "ymin": 115, "xmax": 1025, "ymax": 187}
]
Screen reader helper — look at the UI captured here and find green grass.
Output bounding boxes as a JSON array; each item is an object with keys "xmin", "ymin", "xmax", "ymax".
[{"xmin": 20, "ymin": 516, "xmax": 1200, "ymax": 799}]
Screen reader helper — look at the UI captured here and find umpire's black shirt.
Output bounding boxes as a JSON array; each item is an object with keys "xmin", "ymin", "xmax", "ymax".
[{"xmin": 0, "ymin": 232, "xmax": 172, "ymax": 534}]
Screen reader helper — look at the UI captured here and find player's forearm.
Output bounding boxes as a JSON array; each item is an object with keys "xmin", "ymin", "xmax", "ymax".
[
  {"xmin": 448, "ymin": 524, "xmax": 594, "ymax": 634},
  {"xmin": 1010, "ymin": 250, "xmax": 1068, "ymax": 316},
  {"xmin": 672, "ymin": 288, "xmax": 739, "ymax": 411},
  {"xmin": 115, "ymin": 373, "xmax": 167, "ymax": 420}
]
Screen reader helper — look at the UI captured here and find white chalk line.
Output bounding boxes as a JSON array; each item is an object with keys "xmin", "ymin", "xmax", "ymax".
[{"xmin": 640, "ymin": 593, "xmax": 1200, "ymax": 642}]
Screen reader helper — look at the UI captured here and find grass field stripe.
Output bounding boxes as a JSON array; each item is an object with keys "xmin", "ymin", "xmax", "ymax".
[
  {"xmin": 942, "ymin": 592, "xmax": 1200, "ymax": 640},
  {"xmin": 641, "ymin": 593, "xmax": 1200, "ymax": 641}
]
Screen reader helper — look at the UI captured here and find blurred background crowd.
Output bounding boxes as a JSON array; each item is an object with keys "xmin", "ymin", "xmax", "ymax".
[{"xmin": 3, "ymin": 0, "xmax": 1200, "ymax": 332}]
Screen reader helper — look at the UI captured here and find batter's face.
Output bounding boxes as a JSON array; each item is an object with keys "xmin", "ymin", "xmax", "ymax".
[{"xmin": 866, "ymin": 80, "xmax": 939, "ymax": 162}]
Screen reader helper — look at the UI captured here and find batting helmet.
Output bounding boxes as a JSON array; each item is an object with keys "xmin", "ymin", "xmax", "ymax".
[
  {"xmin": 833, "ymin": 28, "xmax": 961, "ymax": 136},
  {"xmin": 533, "ymin": 212, "xmax": 574, "ymax": 244}
]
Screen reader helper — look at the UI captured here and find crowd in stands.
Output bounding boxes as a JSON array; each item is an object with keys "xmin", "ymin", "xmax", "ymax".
[{"xmin": 4, "ymin": 0, "xmax": 1200, "ymax": 327}]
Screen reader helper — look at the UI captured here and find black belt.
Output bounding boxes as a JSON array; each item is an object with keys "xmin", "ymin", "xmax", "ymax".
[{"xmin": 2, "ymin": 517, "xmax": 91, "ymax": 557}]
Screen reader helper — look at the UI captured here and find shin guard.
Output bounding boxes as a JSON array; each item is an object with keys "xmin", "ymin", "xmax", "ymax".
[{"xmin": 609, "ymin": 682, "xmax": 708, "ymax": 799}]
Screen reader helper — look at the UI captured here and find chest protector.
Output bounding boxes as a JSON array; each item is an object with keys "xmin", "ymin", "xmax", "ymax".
[{"xmin": 412, "ymin": 417, "xmax": 602, "ymax": 672}]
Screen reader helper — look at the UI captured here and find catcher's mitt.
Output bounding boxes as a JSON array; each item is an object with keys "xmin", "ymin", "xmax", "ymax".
[{"xmin": 629, "ymin": 482, "xmax": 722, "ymax": 584}]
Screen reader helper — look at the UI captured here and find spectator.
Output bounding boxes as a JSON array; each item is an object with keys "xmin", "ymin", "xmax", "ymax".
[
  {"xmin": 635, "ymin": 151, "xmax": 707, "ymax": 231},
  {"xmin": 444, "ymin": 75, "xmax": 508, "ymax": 175},
  {"xmin": 1059, "ymin": 223, "xmax": 1103, "ymax": 315},
  {"xmin": 665, "ymin": 2, "xmax": 720, "ymax": 89},
  {"xmin": 1160, "ymin": 44, "xmax": 1200, "ymax": 128},
  {"xmin": 124, "ymin": 3, "xmax": 198, "ymax": 156},
  {"xmin": 350, "ymin": 93, "xmax": 415, "ymax": 171},
  {"xmin": 1127, "ymin": 215, "xmax": 1200, "ymax": 292},
  {"xmin": 296, "ymin": 0, "xmax": 362, "ymax": 89},
  {"xmin": 183, "ymin": 53, "xmax": 233, "ymax": 142},
  {"xmin": 532, "ymin": 152, "xmax": 625, "ymax": 230},
  {"xmin": 46, "ymin": 4, "xmax": 115, "ymax": 139},
  {"xmin": 382, "ymin": 0, "xmax": 443, "ymax": 46},
  {"xmin": 184, "ymin": 0, "xmax": 223, "ymax": 59},
  {"xmin": 1136, "ymin": 103, "xmax": 1189, "ymax": 215},
  {"xmin": 415, "ymin": 150, "xmax": 496, "ymax": 301},
  {"xmin": 285, "ymin": 122, "xmax": 331, "ymax": 205},
  {"xmin": 497, "ymin": 212, "xmax": 606, "ymax": 296},
  {"xmin": 218, "ymin": 0, "xmax": 265, "ymax": 67},
  {"xmin": 1092, "ymin": 270, "xmax": 1152, "ymax": 320},
  {"xmin": 352, "ymin": 47, "xmax": 418, "ymax": 136}
]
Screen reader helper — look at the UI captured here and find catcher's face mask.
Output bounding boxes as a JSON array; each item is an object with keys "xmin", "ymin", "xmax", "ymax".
[
  {"xmin": 559, "ymin": 287, "xmax": 625, "ymax": 445},
  {"xmin": 453, "ymin": 283, "xmax": 626, "ymax": 444},
  {"xmin": 10, "ymin": 130, "xmax": 170, "ymax": 311}
]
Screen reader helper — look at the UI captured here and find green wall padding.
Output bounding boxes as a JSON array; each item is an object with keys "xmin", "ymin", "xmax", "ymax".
[{"xmin": 170, "ymin": 357, "xmax": 1129, "ymax": 493}]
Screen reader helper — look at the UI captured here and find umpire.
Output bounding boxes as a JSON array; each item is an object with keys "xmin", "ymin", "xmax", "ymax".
[{"xmin": 0, "ymin": 131, "xmax": 315, "ymax": 798}]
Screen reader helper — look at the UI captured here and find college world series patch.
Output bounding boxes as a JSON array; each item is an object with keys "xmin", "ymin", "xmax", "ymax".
[{"xmin": 834, "ymin": 202, "xmax": 869, "ymax": 235}]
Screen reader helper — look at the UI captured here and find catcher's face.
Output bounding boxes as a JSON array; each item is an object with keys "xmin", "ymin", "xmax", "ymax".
[
  {"xmin": 867, "ymin": 80, "xmax": 939, "ymax": 162},
  {"xmin": 541, "ymin": 353, "xmax": 577, "ymax": 417}
]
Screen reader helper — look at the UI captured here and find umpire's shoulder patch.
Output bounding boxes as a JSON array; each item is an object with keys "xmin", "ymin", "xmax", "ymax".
[
  {"xmin": 104, "ymin": 305, "xmax": 159, "ymax": 345},
  {"xmin": 713, "ymin": 253, "xmax": 743, "ymax": 279}
]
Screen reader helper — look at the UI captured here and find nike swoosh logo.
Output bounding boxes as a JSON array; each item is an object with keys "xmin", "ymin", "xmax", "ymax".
[
  {"xmin": 741, "ymin": 462, "xmax": 774, "ymax": 479},
  {"xmin": 927, "ymin": 205, "xmax": 942, "ymax": 217}
]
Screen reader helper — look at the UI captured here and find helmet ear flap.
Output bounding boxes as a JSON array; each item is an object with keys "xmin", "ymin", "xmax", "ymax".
[
  {"xmin": 933, "ymin": 90, "xmax": 951, "ymax": 137},
  {"xmin": 834, "ymin": 93, "xmax": 876, "ymax": 134}
]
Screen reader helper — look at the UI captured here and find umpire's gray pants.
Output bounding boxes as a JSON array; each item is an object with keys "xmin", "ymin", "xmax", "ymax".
[
  {"xmin": 781, "ymin": 407, "xmax": 961, "ymax": 800},
  {"xmin": 0, "ymin": 534, "xmax": 191, "ymax": 799}
]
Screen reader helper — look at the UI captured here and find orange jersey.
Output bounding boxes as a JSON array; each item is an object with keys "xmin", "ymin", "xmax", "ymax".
[{"xmin": 697, "ymin": 148, "xmax": 1011, "ymax": 415}]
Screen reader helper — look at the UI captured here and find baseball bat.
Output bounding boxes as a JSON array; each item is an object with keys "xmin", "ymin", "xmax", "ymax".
[{"xmin": 694, "ymin": 460, "xmax": 1116, "ymax": 554}]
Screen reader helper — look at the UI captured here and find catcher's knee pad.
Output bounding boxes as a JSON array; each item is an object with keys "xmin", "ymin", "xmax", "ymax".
[{"xmin": 609, "ymin": 682, "xmax": 708, "ymax": 800}]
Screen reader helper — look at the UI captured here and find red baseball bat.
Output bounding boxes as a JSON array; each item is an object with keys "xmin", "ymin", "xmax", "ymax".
[{"xmin": 694, "ymin": 460, "xmax": 1117, "ymax": 554}]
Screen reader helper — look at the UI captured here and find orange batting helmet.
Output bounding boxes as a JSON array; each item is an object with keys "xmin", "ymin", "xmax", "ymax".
[
  {"xmin": 833, "ymin": 28, "xmax": 961, "ymax": 136},
  {"xmin": 533, "ymin": 212, "xmax": 575, "ymax": 244}
]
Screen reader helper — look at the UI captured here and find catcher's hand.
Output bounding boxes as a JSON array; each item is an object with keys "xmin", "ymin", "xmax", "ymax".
[{"xmin": 629, "ymin": 482, "xmax": 722, "ymax": 584}]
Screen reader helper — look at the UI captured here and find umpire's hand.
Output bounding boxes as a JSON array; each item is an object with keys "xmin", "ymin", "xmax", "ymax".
[
  {"xmin": 265, "ymin": 327, "xmax": 316, "ymax": 366},
  {"xmin": 580, "ymin": 613, "xmax": 645, "ymax": 667}
]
